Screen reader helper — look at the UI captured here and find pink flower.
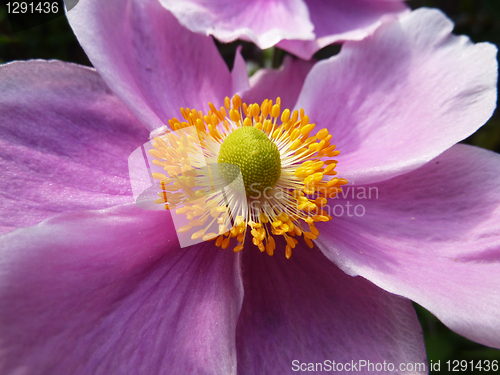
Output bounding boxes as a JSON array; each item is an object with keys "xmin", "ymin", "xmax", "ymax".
[
  {"xmin": 159, "ymin": 0, "xmax": 409, "ymax": 59},
  {"xmin": 0, "ymin": 1, "xmax": 498, "ymax": 374}
]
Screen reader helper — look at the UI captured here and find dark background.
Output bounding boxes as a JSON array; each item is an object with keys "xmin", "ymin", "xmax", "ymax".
[{"xmin": 1, "ymin": 1, "xmax": 499, "ymax": 372}]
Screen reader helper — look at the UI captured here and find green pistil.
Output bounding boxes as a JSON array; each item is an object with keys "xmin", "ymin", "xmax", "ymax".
[{"xmin": 218, "ymin": 127, "xmax": 281, "ymax": 197}]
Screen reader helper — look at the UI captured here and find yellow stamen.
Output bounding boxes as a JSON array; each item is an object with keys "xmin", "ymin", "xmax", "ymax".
[{"xmin": 147, "ymin": 95, "xmax": 347, "ymax": 258}]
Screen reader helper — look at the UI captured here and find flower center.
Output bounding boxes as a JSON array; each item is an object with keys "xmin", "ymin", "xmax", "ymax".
[
  {"xmin": 218, "ymin": 127, "xmax": 281, "ymax": 196},
  {"xmin": 146, "ymin": 95, "xmax": 348, "ymax": 258}
]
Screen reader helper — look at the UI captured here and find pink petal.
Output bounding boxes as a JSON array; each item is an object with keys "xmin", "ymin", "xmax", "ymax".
[
  {"xmin": 67, "ymin": 0, "xmax": 248, "ymax": 132},
  {"xmin": 232, "ymin": 46, "xmax": 251, "ymax": 95},
  {"xmin": 0, "ymin": 204, "xmax": 243, "ymax": 374},
  {"xmin": 241, "ymin": 55, "xmax": 315, "ymax": 112},
  {"xmin": 316, "ymin": 144, "xmax": 500, "ymax": 349},
  {"xmin": 297, "ymin": 8, "xmax": 498, "ymax": 185},
  {"xmin": 277, "ymin": 0, "xmax": 408, "ymax": 59},
  {"xmin": 159, "ymin": 0, "xmax": 314, "ymax": 50},
  {"xmin": 236, "ymin": 241, "xmax": 427, "ymax": 374},
  {"xmin": 0, "ymin": 61, "xmax": 147, "ymax": 234}
]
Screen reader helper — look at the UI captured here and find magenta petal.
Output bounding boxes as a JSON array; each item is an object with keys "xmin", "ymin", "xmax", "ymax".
[
  {"xmin": 159, "ymin": 0, "xmax": 314, "ymax": 50},
  {"xmin": 297, "ymin": 8, "xmax": 498, "ymax": 185},
  {"xmin": 0, "ymin": 204, "xmax": 243, "ymax": 374},
  {"xmin": 0, "ymin": 61, "xmax": 147, "ymax": 234},
  {"xmin": 236, "ymin": 242, "xmax": 426, "ymax": 374},
  {"xmin": 317, "ymin": 144, "xmax": 500, "ymax": 349},
  {"xmin": 68, "ymin": 0, "xmax": 245, "ymax": 131},
  {"xmin": 232, "ymin": 47, "xmax": 251, "ymax": 95},
  {"xmin": 277, "ymin": 0, "xmax": 408, "ymax": 59},
  {"xmin": 241, "ymin": 56, "xmax": 315, "ymax": 112}
]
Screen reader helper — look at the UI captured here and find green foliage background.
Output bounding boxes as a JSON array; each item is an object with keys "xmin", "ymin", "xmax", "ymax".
[{"xmin": 1, "ymin": 1, "xmax": 499, "ymax": 372}]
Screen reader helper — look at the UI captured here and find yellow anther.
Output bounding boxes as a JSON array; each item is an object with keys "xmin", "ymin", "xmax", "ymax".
[
  {"xmin": 232, "ymin": 95, "xmax": 242, "ymax": 109},
  {"xmin": 271, "ymin": 103, "xmax": 280, "ymax": 118},
  {"xmin": 294, "ymin": 168, "xmax": 306, "ymax": 178},
  {"xmin": 249, "ymin": 221, "xmax": 261, "ymax": 229},
  {"xmin": 290, "ymin": 128, "xmax": 301, "ymax": 141},
  {"xmin": 180, "ymin": 107, "xmax": 188, "ymax": 120},
  {"xmin": 300, "ymin": 123, "xmax": 315, "ymax": 135},
  {"xmin": 258, "ymin": 227, "xmax": 266, "ymax": 241},
  {"xmin": 243, "ymin": 117, "xmax": 252, "ymax": 127},
  {"xmin": 278, "ymin": 212, "xmax": 289, "ymax": 222},
  {"xmin": 324, "ymin": 163, "xmax": 336, "ymax": 174},
  {"xmin": 152, "ymin": 172, "xmax": 167, "ymax": 180},
  {"xmin": 230, "ymin": 109, "xmax": 241, "ymax": 122},
  {"xmin": 272, "ymin": 220, "xmax": 283, "ymax": 228},
  {"xmin": 309, "ymin": 143, "xmax": 320, "ymax": 152},
  {"xmin": 234, "ymin": 244, "xmax": 244, "ymax": 252},
  {"xmin": 251, "ymin": 103, "xmax": 260, "ymax": 117},
  {"xmin": 300, "ymin": 114, "xmax": 308, "ymax": 125},
  {"xmin": 259, "ymin": 212, "xmax": 269, "ymax": 224},
  {"xmin": 304, "ymin": 232, "xmax": 318, "ymax": 240},
  {"xmin": 203, "ymin": 233, "xmax": 218, "ymax": 241},
  {"xmin": 262, "ymin": 100, "xmax": 271, "ymax": 118},
  {"xmin": 266, "ymin": 242, "xmax": 274, "ymax": 256},
  {"xmin": 315, "ymin": 197, "xmax": 328, "ymax": 206},
  {"xmin": 266, "ymin": 235, "xmax": 274, "ymax": 248},
  {"xmin": 281, "ymin": 108, "xmax": 290, "ymax": 123},
  {"xmin": 327, "ymin": 150, "xmax": 341, "ymax": 157},
  {"xmin": 215, "ymin": 235, "xmax": 224, "ymax": 247},
  {"xmin": 189, "ymin": 218, "xmax": 206, "ymax": 227},
  {"xmin": 261, "ymin": 99, "xmax": 268, "ymax": 114},
  {"xmin": 221, "ymin": 237, "xmax": 230, "ymax": 249},
  {"xmin": 316, "ymin": 128, "xmax": 329, "ymax": 140},
  {"xmin": 178, "ymin": 225, "xmax": 192, "ymax": 233},
  {"xmin": 272, "ymin": 128, "xmax": 282, "ymax": 139},
  {"xmin": 195, "ymin": 119, "xmax": 205, "ymax": 132},
  {"xmin": 191, "ymin": 229, "xmax": 206, "ymax": 240},
  {"xmin": 290, "ymin": 139, "xmax": 303, "ymax": 150},
  {"xmin": 309, "ymin": 226, "xmax": 319, "ymax": 236},
  {"xmin": 176, "ymin": 206, "xmax": 190, "ymax": 214},
  {"xmin": 210, "ymin": 207, "xmax": 220, "ymax": 217},
  {"xmin": 230, "ymin": 227, "xmax": 238, "ymax": 237},
  {"xmin": 286, "ymin": 236, "xmax": 296, "ymax": 248},
  {"xmin": 264, "ymin": 119, "xmax": 273, "ymax": 134},
  {"xmin": 304, "ymin": 237, "xmax": 314, "ymax": 248}
]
